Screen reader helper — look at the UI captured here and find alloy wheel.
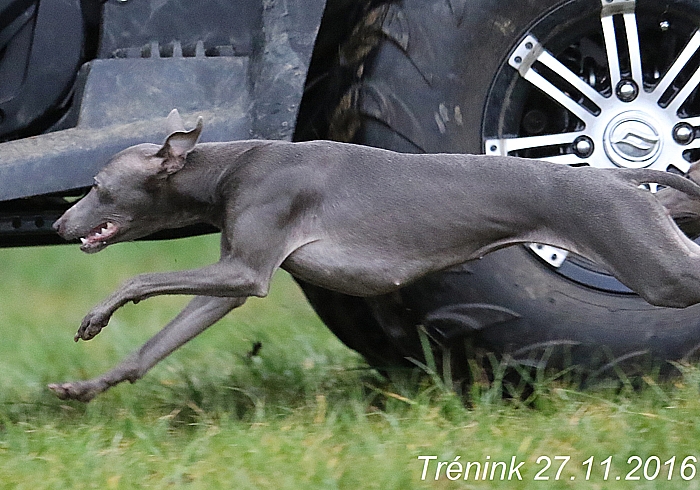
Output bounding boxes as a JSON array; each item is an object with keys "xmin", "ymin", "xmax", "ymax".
[{"xmin": 484, "ymin": 0, "xmax": 700, "ymax": 292}]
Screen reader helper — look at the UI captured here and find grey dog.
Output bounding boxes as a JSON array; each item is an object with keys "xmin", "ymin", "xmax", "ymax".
[{"xmin": 49, "ymin": 109, "xmax": 700, "ymax": 401}]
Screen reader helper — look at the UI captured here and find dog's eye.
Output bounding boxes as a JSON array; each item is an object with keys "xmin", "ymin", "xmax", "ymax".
[{"xmin": 94, "ymin": 183, "xmax": 115, "ymax": 204}]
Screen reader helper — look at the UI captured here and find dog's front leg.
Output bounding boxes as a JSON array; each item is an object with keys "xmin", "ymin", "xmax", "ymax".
[
  {"xmin": 50, "ymin": 295, "xmax": 244, "ymax": 402},
  {"xmin": 77, "ymin": 260, "xmax": 267, "ymax": 341}
]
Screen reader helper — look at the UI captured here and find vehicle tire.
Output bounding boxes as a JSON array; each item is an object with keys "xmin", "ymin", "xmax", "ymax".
[{"xmin": 297, "ymin": 0, "xmax": 700, "ymax": 381}]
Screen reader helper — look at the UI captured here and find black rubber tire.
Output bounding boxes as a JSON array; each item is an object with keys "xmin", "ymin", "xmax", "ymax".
[{"xmin": 298, "ymin": 0, "xmax": 700, "ymax": 380}]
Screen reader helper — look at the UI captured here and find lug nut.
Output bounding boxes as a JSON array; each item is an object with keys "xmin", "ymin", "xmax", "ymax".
[
  {"xmin": 616, "ymin": 80, "xmax": 639, "ymax": 102},
  {"xmin": 573, "ymin": 136, "xmax": 594, "ymax": 158},
  {"xmin": 673, "ymin": 123, "xmax": 694, "ymax": 145}
]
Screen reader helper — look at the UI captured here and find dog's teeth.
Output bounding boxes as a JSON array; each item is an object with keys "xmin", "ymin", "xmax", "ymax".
[
  {"xmin": 100, "ymin": 227, "xmax": 109, "ymax": 234},
  {"xmin": 80, "ymin": 237, "xmax": 88, "ymax": 245}
]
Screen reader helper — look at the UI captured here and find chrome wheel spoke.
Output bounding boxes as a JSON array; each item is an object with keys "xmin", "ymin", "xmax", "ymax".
[
  {"xmin": 680, "ymin": 115, "xmax": 700, "ymax": 127},
  {"xmin": 601, "ymin": 9, "xmax": 622, "ymax": 88},
  {"xmin": 522, "ymin": 70, "xmax": 596, "ymax": 125},
  {"xmin": 509, "ymin": 36, "xmax": 598, "ymax": 126},
  {"xmin": 683, "ymin": 138, "xmax": 700, "ymax": 150},
  {"xmin": 600, "ymin": 0, "xmax": 642, "ymax": 88},
  {"xmin": 676, "ymin": 136, "xmax": 700, "ymax": 155},
  {"xmin": 485, "ymin": 132, "xmax": 584, "ymax": 156},
  {"xmin": 537, "ymin": 51, "xmax": 607, "ymax": 108},
  {"xmin": 623, "ymin": 12, "xmax": 643, "ymax": 86},
  {"xmin": 539, "ymin": 154, "xmax": 591, "ymax": 165},
  {"xmin": 647, "ymin": 182, "xmax": 660, "ymax": 193},
  {"xmin": 529, "ymin": 244, "xmax": 568, "ymax": 268},
  {"xmin": 667, "ymin": 63, "xmax": 700, "ymax": 115},
  {"xmin": 652, "ymin": 30, "xmax": 700, "ymax": 98}
]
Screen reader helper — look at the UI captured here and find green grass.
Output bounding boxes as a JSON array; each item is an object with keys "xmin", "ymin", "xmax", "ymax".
[{"xmin": 2, "ymin": 235, "xmax": 700, "ymax": 489}]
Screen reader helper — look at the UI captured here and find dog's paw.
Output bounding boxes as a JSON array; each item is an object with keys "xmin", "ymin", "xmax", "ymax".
[
  {"xmin": 48, "ymin": 381, "xmax": 101, "ymax": 403},
  {"xmin": 75, "ymin": 310, "xmax": 111, "ymax": 341}
]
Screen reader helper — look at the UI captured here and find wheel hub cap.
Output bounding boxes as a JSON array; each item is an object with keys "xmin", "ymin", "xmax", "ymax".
[{"xmin": 603, "ymin": 111, "xmax": 662, "ymax": 168}]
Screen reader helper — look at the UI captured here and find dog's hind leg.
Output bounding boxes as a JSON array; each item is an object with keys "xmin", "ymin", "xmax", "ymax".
[{"xmin": 48, "ymin": 295, "xmax": 243, "ymax": 402}]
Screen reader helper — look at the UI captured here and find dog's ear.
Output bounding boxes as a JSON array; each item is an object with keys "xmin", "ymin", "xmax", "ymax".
[
  {"xmin": 156, "ymin": 116, "xmax": 203, "ymax": 174},
  {"xmin": 165, "ymin": 109, "xmax": 186, "ymax": 134}
]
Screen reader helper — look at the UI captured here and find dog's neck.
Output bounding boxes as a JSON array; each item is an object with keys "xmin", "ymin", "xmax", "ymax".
[{"xmin": 166, "ymin": 141, "xmax": 270, "ymax": 229}]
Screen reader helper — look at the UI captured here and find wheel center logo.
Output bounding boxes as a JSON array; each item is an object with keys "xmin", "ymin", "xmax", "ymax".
[
  {"xmin": 603, "ymin": 112, "xmax": 662, "ymax": 168},
  {"xmin": 610, "ymin": 121, "xmax": 659, "ymax": 160}
]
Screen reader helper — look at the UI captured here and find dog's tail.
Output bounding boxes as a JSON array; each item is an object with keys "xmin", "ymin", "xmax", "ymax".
[{"xmin": 621, "ymin": 168, "xmax": 700, "ymax": 199}]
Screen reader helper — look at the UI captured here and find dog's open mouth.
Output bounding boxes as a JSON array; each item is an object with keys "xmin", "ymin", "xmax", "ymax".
[{"xmin": 80, "ymin": 222, "xmax": 119, "ymax": 253}]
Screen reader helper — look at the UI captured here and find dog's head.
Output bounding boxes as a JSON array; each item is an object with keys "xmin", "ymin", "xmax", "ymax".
[{"xmin": 53, "ymin": 110, "xmax": 203, "ymax": 253}]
